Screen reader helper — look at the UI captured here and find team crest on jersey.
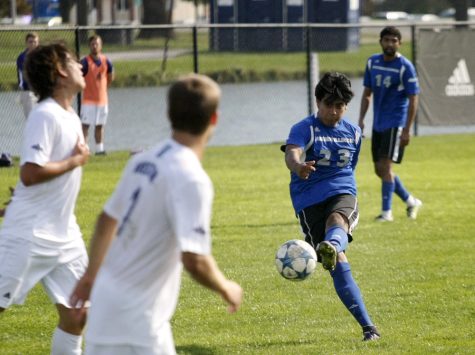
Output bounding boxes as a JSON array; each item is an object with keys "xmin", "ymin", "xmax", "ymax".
[
  {"xmin": 134, "ymin": 161, "xmax": 158, "ymax": 182},
  {"xmin": 193, "ymin": 226, "xmax": 206, "ymax": 235},
  {"xmin": 31, "ymin": 143, "xmax": 43, "ymax": 151}
]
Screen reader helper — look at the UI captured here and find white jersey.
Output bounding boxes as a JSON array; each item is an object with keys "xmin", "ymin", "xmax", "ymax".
[
  {"xmin": 86, "ymin": 138, "xmax": 213, "ymax": 347},
  {"xmin": 0, "ymin": 98, "xmax": 84, "ymax": 250}
]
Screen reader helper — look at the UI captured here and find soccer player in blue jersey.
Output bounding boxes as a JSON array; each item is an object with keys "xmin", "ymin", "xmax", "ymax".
[
  {"xmin": 359, "ymin": 26, "xmax": 422, "ymax": 222},
  {"xmin": 282, "ymin": 72, "xmax": 380, "ymax": 341},
  {"xmin": 16, "ymin": 32, "xmax": 39, "ymax": 118}
]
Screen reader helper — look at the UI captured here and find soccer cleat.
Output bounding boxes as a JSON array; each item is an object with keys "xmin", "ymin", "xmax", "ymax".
[
  {"xmin": 362, "ymin": 325, "xmax": 381, "ymax": 341},
  {"xmin": 317, "ymin": 241, "xmax": 337, "ymax": 271},
  {"xmin": 406, "ymin": 198, "xmax": 422, "ymax": 220},
  {"xmin": 374, "ymin": 214, "xmax": 394, "ymax": 222},
  {"xmin": 95, "ymin": 151, "xmax": 107, "ymax": 156}
]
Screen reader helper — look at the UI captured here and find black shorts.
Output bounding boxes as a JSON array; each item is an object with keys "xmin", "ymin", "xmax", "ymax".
[
  {"xmin": 372, "ymin": 127, "xmax": 405, "ymax": 164},
  {"xmin": 297, "ymin": 194, "xmax": 358, "ymax": 250}
]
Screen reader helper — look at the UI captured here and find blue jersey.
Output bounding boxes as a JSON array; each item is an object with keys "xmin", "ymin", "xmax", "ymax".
[
  {"xmin": 16, "ymin": 50, "xmax": 29, "ymax": 90},
  {"xmin": 285, "ymin": 114, "xmax": 362, "ymax": 213},
  {"xmin": 363, "ymin": 53, "xmax": 419, "ymax": 132}
]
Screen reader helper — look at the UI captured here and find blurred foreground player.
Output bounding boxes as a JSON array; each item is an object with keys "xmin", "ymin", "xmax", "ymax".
[{"xmin": 71, "ymin": 74, "xmax": 243, "ymax": 355}]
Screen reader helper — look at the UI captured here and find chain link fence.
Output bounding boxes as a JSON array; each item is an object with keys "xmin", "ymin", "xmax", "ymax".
[{"xmin": 0, "ymin": 23, "xmax": 474, "ymax": 156}]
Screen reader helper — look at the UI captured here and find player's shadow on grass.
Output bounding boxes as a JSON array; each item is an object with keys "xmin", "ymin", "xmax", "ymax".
[{"xmin": 176, "ymin": 345, "xmax": 215, "ymax": 354}]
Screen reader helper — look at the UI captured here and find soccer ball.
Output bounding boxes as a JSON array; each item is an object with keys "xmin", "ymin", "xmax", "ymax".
[{"xmin": 275, "ymin": 239, "xmax": 317, "ymax": 281}]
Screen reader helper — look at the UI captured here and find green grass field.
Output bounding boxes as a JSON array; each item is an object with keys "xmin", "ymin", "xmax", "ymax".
[{"xmin": 0, "ymin": 134, "xmax": 474, "ymax": 354}]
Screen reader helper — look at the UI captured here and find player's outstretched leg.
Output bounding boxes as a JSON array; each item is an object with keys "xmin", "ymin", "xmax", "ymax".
[
  {"xmin": 330, "ymin": 262, "xmax": 380, "ymax": 341},
  {"xmin": 317, "ymin": 226, "xmax": 348, "ymax": 271}
]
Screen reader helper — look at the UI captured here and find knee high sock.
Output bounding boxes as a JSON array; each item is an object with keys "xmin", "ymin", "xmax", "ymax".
[
  {"xmin": 382, "ymin": 180, "xmax": 395, "ymax": 212},
  {"xmin": 324, "ymin": 226, "xmax": 348, "ymax": 253},
  {"xmin": 51, "ymin": 327, "xmax": 83, "ymax": 355},
  {"xmin": 394, "ymin": 175, "xmax": 410, "ymax": 202},
  {"xmin": 330, "ymin": 262, "xmax": 373, "ymax": 328}
]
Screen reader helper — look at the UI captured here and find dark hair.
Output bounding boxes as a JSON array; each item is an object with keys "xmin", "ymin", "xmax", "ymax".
[
  {"xmin": 88, "ymin": 35, "xmax": 102, "ymax": 44},
  {"xmin": 168, "ymin": 74, "xmax": 221, "ymax": 135},
  {"xmin": 314, "ymin": 72, "xmax": 354, "ymax": 104},
  {"xmin": 25, "ymin": 32, "xmax": 39, "ymax": 42},
  {"xmin": 380, "ymin": 26, "xmax": 402, "ymax": 41},
  {"xmin": 24, "ymin": 43, "xmax": 72, "ymax": 102}
]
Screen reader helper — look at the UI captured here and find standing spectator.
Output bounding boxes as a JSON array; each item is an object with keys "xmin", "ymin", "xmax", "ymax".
[
  {"xmin": 283, "ymin": 72, "xmax": 380, "ymax": 341},
  {"xmin": 16, "ymin": 32, "xmax": 39, "ymax": 118},
  {"xmin": 70, "ymin": 74, "xmax": 243, "ymax": 354},
  {"xmin": 0, "ymin": 43, "xmax": 90, "ymax": 354},
  {"xmin": 81, "ymin": 35, "xmax": 114, "ymax": 155},
  {"xmin": 359, "ymin": 26, "xmax": 422, "ymax": 222}
]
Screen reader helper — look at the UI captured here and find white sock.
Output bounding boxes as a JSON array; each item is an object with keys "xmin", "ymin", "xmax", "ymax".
[
  {"xmin": 96, "ymin": 143, "xmax": 104, "ymax": 152},
  {"xmin": 51, "ymin": 327, "xmax": 83, "ymax": 355},
  {"xmin": 381, "ymin": 210, "xmax": 393, "ymax": 218},
  {"xmin": 406, "ymin": 195, "xmax": 417, "ymax": 207}
]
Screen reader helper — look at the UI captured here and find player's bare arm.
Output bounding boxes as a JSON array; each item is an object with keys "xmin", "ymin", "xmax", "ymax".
[
  {"xmin": 20, "ymin": 138, "xmax": 89, "ymax": 186},
  {"xmin": 358, "ymin": 87, "xmax": 372, "ymax": 132},
  {"xmin": 107, "ymin": 71, "xmax": 115, "ymax": 86},
  {"xmin": 70, "ymin": 212, "xmax": 118, "ymax": 309},
  {"xmin": 401, "ymin": 94, "xmax": 419, "ymax": 147},
  {"xmin": 285, "ymin": 145, "xmax": 316, "ymax": 180},
  {"xmin": 182, "ymin": 252, "xmax": 243, "ymax": 313}
]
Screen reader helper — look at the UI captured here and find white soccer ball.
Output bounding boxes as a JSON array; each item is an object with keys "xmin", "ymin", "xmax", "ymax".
[{"xmin": 275, "ymin": 239, "xmax": 317, "ymax": 281}]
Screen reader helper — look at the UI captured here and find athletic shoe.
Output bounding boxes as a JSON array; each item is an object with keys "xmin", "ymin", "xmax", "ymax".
[
  {"xmin": 362, "ymin": 325, "xmax": 381, "ymax": 341},
  {"xmin": 406, "ymin": 198, "xmax": 422, "ymax": 220},
  {"xmin": 317, "ymin": 241, "xmax": 337, "ymax": 271},
  {"xmin": 95, "ymin": 151, "xmax": 107, "ymax": 156},
  {"xmin": 374, "ymin": 214, "xmax": 394, "ymax": 222}
]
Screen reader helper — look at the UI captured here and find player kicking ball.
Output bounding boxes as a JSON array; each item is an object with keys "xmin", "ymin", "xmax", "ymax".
[{"xmin": 283, "ymin": 72, "xmax": 380, "ymax": 341}]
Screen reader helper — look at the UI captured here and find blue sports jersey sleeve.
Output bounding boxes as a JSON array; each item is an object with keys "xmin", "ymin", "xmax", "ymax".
[
  {"xmin": 351, "ymin": 129, "xmax": 362, "ymax": 171},
  {"xmin": 363, "ymin": 55, "xmax": 376, "ymax": 89},
  {"xmin": 81, "ymin": 57, "xmax": 88, "ymax": 76},
  {"xmin": 106, "ymin": 58, "xmax": 114, "ymax": 73},
  {"xmin": 16, "ymin": 51, "xmax": 29, "ymax": 90},
  {"xmin": 402, "ymin": 58, "xmax": 419, "ymax": 96},
  {"xmin": 286, "ymin": 116, "xmax": 313, "ymax": 150}
]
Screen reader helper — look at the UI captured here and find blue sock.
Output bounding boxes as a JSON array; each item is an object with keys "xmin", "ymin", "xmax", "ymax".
[
  {"xmin": 324, "ymin": 226, "xmax": 348, "ymax": 253},
  {"xmin": 330, "ymin": 262, "xmax": 373, "ymax": 327},
  {"xmin": 394, "ymin": 175, "xmax": 410, "ymax": 202},
  {"xmin": 382, "ymin": 180, "xmax": 395, "ymax": 211}
]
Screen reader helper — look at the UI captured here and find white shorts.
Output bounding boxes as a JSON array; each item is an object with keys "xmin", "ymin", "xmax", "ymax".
[
  {"xmin": 85, "ymin": 322, "xmax": 176, "ymax": 355},
  {"xmin": 0, "ymin": 236, "xmax": 88, "ymax": 309},
  {"xmin": 81, "ymin": 104, "xmax": 109, "ymax": 126}
]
